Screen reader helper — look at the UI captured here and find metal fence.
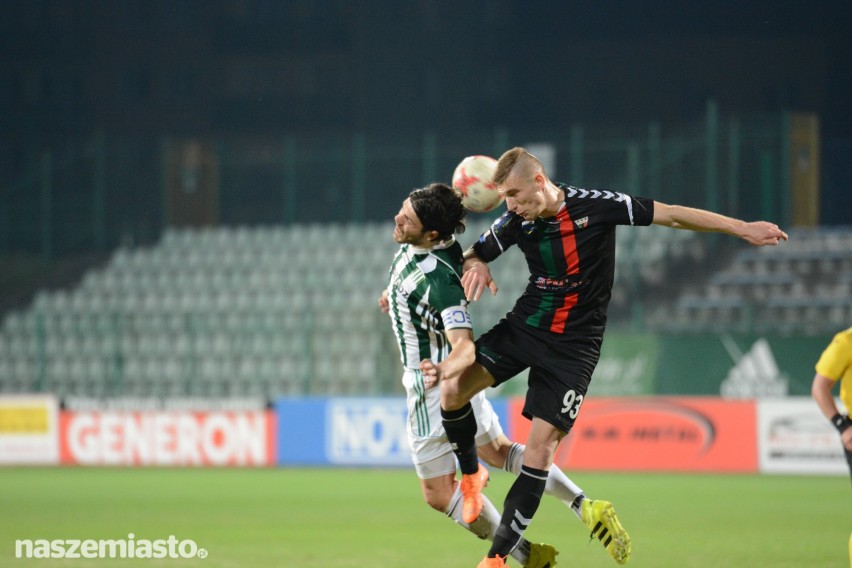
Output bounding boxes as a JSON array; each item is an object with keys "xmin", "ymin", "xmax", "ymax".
[{"xmin": 2, "ymin": 100, "xmax": 797, "ymax": 261}]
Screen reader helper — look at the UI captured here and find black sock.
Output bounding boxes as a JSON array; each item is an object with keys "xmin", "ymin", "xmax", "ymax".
[
  {"xmin": 488, "ymin": 465, "xmax": 549, "ymax": 558},
  {"xmin": 441, "ymin": 403, "xmax": 479, "ymax": 474}
]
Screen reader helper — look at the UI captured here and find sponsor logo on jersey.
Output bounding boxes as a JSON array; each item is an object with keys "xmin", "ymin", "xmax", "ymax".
[{"xmin": 533, "ymin": 276, "xmax": 587, "ymax": 292}]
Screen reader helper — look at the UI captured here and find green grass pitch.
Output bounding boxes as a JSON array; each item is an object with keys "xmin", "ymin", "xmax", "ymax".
[{"xmin": 1, "ymin": 467, "xmax": 848, "ymax": 567}]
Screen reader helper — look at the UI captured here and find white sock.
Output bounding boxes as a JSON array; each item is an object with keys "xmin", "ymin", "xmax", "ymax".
[
  {"xmin": 505, "ymin": 442, "xmax": 585, "ymax": 520},
  {"xmin": 445, "ymin": 482, "xmax": 532, "ymax": 565}
]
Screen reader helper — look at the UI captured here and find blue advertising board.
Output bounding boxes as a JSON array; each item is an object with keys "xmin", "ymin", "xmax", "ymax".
[{"xmin": 275, "ymin": 397, "xmax": 509, "ymax": 467}]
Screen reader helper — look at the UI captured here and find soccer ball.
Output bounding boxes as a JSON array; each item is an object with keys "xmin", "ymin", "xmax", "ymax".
[{"xmin": 452, "ymin": 155, "xmax": 503, "ymax": 213}]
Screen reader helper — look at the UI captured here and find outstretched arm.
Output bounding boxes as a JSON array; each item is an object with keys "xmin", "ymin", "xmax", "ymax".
[{"xmin": 652, "ymin": 201, "xmax": 788, "ymax": 246}]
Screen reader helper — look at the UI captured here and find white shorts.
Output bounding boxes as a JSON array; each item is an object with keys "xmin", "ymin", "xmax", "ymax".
[{"xmin": 402, "ymin": 368, "xmax": 504, "ymax": 479}]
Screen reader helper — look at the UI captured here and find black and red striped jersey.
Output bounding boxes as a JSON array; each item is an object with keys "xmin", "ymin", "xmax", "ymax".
[{"xmin": 471, "ymin": 183, "xmax": 655, "ymax": 335}]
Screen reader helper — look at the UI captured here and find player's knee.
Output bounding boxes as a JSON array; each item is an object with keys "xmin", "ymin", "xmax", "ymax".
[
  {"xmin": 423, "ymin": 493, "xmax": 450, "ymax": 512},
  {"xmin": 478, "ymin": 451, "xmax": 504, "ymax": 469},
  {"xmin": 476, "ymin": 437, "xmax": 512, "ymax": 468},
  {"xmin": 439, "ymin": 379, "xmax": 466, "ymax": 410}
]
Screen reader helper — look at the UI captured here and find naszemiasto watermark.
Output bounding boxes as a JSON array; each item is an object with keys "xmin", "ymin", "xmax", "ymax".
[{"xmin": 15, "ymin": 534, "xmax": 208, "ymax": 560}]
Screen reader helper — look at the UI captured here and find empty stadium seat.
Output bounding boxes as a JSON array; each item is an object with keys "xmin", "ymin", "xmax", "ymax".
[{"xmin": 3, "ymin": 221, "xmax": 847, "ymax": 398}]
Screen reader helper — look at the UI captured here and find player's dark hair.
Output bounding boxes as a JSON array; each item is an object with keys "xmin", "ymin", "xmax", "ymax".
[{"xmin": 409, "ymin": 183, "xmax": 466, "ymax": 241}]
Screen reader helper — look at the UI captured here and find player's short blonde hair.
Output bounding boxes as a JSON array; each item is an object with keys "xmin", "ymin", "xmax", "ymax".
[{"xmin": 493, "ymin": 147, "xmax": 545, "ymax": 186}]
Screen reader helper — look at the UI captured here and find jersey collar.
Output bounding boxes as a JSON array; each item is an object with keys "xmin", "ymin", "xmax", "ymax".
[{"xmin": 410, "ymin": 235, "xmax": 456, "ymax": 254}]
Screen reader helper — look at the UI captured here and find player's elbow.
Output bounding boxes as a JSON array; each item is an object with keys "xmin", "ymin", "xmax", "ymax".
[
  {"xmin": 811, "ymin": 373, "xmax": 835, "ymax": 404},
  {"xmin": 651, "ymin": 202, "xmax": 683, "ymax": 229},
  {"xmin": 810, "ymin": 375, "xmax": 825, "ymax": 401}
]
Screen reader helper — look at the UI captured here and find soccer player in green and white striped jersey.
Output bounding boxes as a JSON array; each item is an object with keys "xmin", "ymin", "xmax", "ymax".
[{"xmin": 380, "ymin": 183, "xmax": 602, "ymax": 568}]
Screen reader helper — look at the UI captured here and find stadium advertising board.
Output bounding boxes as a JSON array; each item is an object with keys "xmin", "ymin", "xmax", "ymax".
[
  {"xmin": 0, "ymin": 395, "xmax": 59, "ymax": 465},
  {"xmin": 277, "ymin": 397, "xmax": 411, "ymax": 466},
  {"xmin": 325, "ymin": 398, "xmax": 411, "ymax": 466},
  {"xmin": 587, "ymin": 333, "xmax": 658, "ymax": 396},
  {"xmin": 59, "ymin": 399, "xmax": 275, "ymax": 466},
  {"xmin": 654, "ymin": 334, "xmax": 832, "ymax": 396},
  {"xmin": 757, "ymin": 397, "xmax": 848, "ymax": 475},
  {"xmin": 508, "ymin": 397, "xmax": 758, "ymax": 472},
  {"xmin": 275, "ymin": 397, "xmax": 509, "ymax": 466}
]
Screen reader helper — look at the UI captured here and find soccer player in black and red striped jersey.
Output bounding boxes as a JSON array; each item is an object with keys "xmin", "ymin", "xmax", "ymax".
[{"xmin": 420, "ymin": 146, "xmax": 789, "ymax": 568}]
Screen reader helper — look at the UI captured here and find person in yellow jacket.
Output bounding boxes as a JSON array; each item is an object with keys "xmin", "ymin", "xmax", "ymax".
[{"xmin": 811, "ymin": 326, "xmax": 852, "ymax": 567}]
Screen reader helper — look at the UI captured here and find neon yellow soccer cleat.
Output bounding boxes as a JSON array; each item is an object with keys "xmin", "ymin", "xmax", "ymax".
[
  {"xmin": 581, "ymin": 499, "xmax": 631, "ymax": 565},
  {"xmin": 525, "ymin": 542, "xmax": 559, "ymax": 568}
]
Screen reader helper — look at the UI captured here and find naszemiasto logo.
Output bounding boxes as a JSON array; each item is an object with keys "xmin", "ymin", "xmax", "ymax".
[{"xmin": 15, "ymin": 534, "xmax": 207, "ymax": 560}]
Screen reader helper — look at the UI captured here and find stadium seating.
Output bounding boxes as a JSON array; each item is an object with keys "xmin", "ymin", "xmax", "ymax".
[
  {"xmin": 655, "ymin": 227, "xmax": 852, "ymax": 334},
  {"xmin": 17, "ymin": 217, "xmax": 846, "ymax": 398}
]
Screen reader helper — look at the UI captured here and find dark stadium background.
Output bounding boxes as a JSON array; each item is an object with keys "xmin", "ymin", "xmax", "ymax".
[
  {"xmin": 0, "ymin": 0, "xmax": 850, "ymax": 387},
  {"xmin": 1, "ymin": 7, "xmax": 850, "ymax": 566}
]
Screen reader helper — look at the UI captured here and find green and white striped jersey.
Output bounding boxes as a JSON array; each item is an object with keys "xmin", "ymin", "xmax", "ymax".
[{"xmin": 387, "ymin": 237, "xmax": 472, "ymax": 370}]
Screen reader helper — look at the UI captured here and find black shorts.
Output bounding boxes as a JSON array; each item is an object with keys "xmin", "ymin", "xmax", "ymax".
[{"xmin": 475, "ymin": 318, "xmax": 603, "ymax": 433}]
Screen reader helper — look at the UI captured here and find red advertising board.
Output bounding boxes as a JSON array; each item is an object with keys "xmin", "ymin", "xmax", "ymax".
[
  {"xmin": 60, "ymin": 410, "xmax": 276, "ymax": 466},
  {"xmin": 508, "ymin": 397, "xmax": 758, "ymax": 472}
]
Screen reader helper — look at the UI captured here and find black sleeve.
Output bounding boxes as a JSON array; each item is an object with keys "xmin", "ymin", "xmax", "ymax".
[
  {"xmin": 589, "ymin": 191, "xmax": 654, "ymax": 227},
  {"xmin": 470, "ymin": 212, "xmax": 523, "ymax": 263},
  {"xmin": 630, "ymin": 196, "xmax": 655, "ymax": 226}
]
